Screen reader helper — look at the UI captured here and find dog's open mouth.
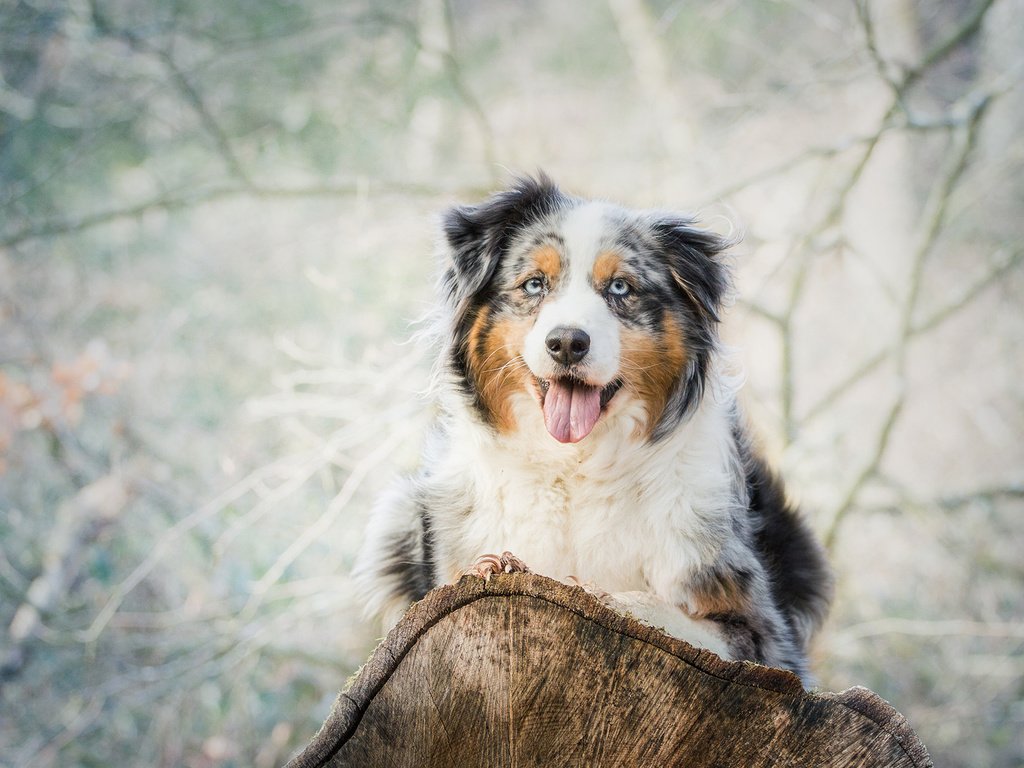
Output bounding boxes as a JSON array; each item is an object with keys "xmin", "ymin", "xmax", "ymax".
[{"xmin": 537, "ymin": 377, "xmax": 622, "ymax": 443}]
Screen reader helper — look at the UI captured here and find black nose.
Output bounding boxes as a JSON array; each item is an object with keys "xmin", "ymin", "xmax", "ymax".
[{"xmin": 545, "ymin": 326, "xmax": 591, "ymax": 366}]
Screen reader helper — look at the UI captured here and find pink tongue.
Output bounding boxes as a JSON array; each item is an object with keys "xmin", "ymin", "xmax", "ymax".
[{"xmin": 542, "ymin": 379, "xmax": 602, "ymax": 443}]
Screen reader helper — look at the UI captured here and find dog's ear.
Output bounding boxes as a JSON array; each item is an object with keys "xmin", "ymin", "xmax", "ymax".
[
  {"xmin": 651, "ymin": 216, "xmax": 733, "ymax": 323},
  {"xmin": 441, "ymin": 204, "xmax": 503, "ymax": 303},
  {"xmin": 647, "ymin": 217, "xmax": 735, "ymax": 431},
  {"xmin": 441, "ymin": 174, "xmax": 565, "ymax": 305}
]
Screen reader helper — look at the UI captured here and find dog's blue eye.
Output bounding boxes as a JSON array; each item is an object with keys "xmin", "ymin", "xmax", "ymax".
[
  {"xmin": 523, "ymin": 277, "xmax": 546, "ymax": 296},
  {"xmin": 608, "ymin": 278, "xmax": 631, "ymax": 297}
]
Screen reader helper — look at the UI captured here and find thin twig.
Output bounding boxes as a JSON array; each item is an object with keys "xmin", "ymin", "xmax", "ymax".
[
  {"xmin": 702, "ymin": 132, "xmax": 879, "ymax": 205},
  {"xmin": 909, "ymin": 0, "xmax": 999, "ymax": 84},
  {"xmin": 855, "ymin": 0, "xmax": 903, "ymax": 95},
  {"xmin": 778, "ymin": 112, "xmax": 891, "ymax": 443},
  {"xmin": 238, "ymin": 423, "xmax": 416, "ymax": 622},
  {"xmin": 801, "ymin": 247, "xmax": 1022, "ymax": 424},
  {"xmin": 936, "ymin": 484, "xmax": 1024, "ymax": 510},
  {"xmin": 155, "ymin": 48, "xmax": 254, "ymax": 188},
  {"xmin": 74, "ymin": 440, "xmax": 357, "ymax": 643},
  {"xmin": 823, "ymin": 395, "xmax": 902, "ymax": 550},
  {"xmin": 0, "ymin": 179, "xmax": 484, "ymax": 250},
  {"xmin": 823, "ymin": 93, "xmax": 990, "ymax": 549},
  {"xmin": 737, "ymin": 298, "xmax": 785, "ymax": 328},
  {"xmin": 833, "ymin": 617, "xmax": 1024, "ymax": 645}
]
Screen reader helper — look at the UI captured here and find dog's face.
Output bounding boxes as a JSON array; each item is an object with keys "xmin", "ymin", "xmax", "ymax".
[{"xmin": 442, "ymin": 175, "xmax": 730, "ymax": 444}]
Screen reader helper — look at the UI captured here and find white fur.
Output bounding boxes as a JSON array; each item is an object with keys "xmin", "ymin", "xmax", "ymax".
[
  {"xmin": 522, "ymin": 203, "xmax": 622, "ymax": 386},
  {"xmin": 423, "ymin": 365, "xmax": 744, "ymax": 656}
]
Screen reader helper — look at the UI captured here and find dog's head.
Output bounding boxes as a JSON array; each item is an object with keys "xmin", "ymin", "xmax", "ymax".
[{"xmin": 440, "ymin": 174, "xmax": 731, "ymax": 444}]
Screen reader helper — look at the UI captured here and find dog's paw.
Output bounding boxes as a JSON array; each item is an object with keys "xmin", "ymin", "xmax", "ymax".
[{"xmin": 462, "ymin": 551, "xmax": 531, "ymax": 581}]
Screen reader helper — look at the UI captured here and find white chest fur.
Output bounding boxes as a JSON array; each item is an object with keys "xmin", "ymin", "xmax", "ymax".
[{"xmin": 432, "ymin": 388, "xmax": 743, "ymax": 604}]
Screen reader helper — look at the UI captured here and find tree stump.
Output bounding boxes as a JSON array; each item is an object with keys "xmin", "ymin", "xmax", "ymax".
[{"xmin": 286, "ymin": 573, "xmax": 932, "ymax": 767}]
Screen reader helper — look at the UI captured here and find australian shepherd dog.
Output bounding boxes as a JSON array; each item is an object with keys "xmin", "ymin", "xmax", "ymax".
[{"xmin": 355, "ymin": 174, "xmax": 832, "ymax": 684}]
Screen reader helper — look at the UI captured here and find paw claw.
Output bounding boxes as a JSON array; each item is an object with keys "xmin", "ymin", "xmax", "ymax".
[{"xmin": 463, "ymin": 551, "xmax": 531, "ymax": 581}]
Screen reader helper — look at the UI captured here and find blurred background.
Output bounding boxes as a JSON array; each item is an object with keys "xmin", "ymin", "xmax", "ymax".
[{"xmin": 1, "ymin": 0, "xmax": 1022, "ymax": 765}]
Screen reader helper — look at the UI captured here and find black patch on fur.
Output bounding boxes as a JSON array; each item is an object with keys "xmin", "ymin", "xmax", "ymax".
[
  {"xmin": 380, "ymin": 499, "xmax": 438, "ymax": 603},
  {"xmin": 736, "ymin": 423, "xmax": 834, "ymax": 641},
  {"xmin": 419, "ymin": 499, "xmax": 436, "ymax": 585},
  {"xmin": 705, "ymin": 611, "xmax": 764, "ymax": 663},
  {"xmin": 652, "ymin": 218, "xmax": 732, "ymax": 322},
  {"xmin": 379, "ymin": 531, "xmax": 433, "ymax": 603}
]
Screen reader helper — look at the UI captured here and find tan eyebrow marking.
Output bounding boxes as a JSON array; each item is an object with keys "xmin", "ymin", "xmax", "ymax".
[
  {"xmin": 592, "ymin": 251, "xmax": 622, "ymax": 287},
  {"xmin": 531, "ymin": 244, "xmax": 562, "ymax": 279}
]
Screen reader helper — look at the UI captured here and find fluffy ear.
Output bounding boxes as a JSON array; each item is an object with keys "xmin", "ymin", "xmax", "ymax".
[
  {"xmin": 652, "ymin": 217, "xmax": 733, "ymax": 324},
  {"xmin": 441, "ymin": 174, "xmax": 566, "ymax": 305},
  {"xmin": 647, "ymin": 217, "xmax": 735, "ymax": 435}
]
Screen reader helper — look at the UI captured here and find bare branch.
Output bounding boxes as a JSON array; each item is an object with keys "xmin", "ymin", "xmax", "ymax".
[
  {"xmin": 0, "ymin": 179, "xmax": 485, "ymax": 250},
  {"xmin": 822, "ymin": 94, "xmax": 990, "ymax": 548},
  {"xmin": 736, "ymin": 298, "xmax": 785, "ymax": 329},
  {"xmin": 851, "ymin": 483, "xmax": 1024, "ymax": 520},
  {"xmin": 777, "ymin": 115, "xmax": 891, "ymax": 443},
  {"xmin": 858, "ymin": 0, "xmax": 1000, "ymax": 97},
  {"xmin": 238, "ymin": 422, "xmax": 416, "ymax": 621},
  {"xmin": 801, "ymin": 247, "xmax": 1023, "ymax": 424},
  {"xmin": 910, "ymin": 0, "xmax": 999, "ymax": 82},
  {"xmin": 2, "ymin": 475, "xmax": 130, "ymax": 680},
  {"xmin": 936, "ymin": 484, "xmax": 1024, "ymax": 510},
  {"xmin": 823, "ymin": 393, "xmax": 903, "ymax": 550},
  {"xmin": 703, "ymin": 132, "xmax": 883, "ymax": 205},
  {"xmin": 763, "ymin": 0, "xmax": 1005, "ymax": 447},
  {"xmin": 855, "ymin": 0, "xmax": 904, "ymax": 95},
  {"xmin": 833, "ymin": 617, "xmax": 1024, "ymax": 645},
  {"xmin": 85, "ymin": 10, "xmax": 257, "ymax": 188},
  {"xmin": 73, "ymin": 448, "xmax": 343, "ymax": 643},
  {"xmin": 154, "ymin": 48, "xmax": 254, "ymax": 188}
]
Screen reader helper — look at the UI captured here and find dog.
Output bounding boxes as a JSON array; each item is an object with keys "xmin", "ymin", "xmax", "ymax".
[{"xmin": 354, "ymin": 174, "xmax": 832, "ymax": 684}]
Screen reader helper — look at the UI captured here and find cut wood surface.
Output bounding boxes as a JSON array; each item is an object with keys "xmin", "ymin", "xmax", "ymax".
[{"xmin": 286, "ymin": 573, "xmax": 932, "ymax": 767}]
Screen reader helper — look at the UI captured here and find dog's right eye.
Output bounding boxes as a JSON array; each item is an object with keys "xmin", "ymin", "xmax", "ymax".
[
  {"xmin": 608, "ymin": 278, "xmax": 632, "ymax": 297},
  {"xmin": 522, "ymin": 277, "xmax": 546, "ymax": 296}
]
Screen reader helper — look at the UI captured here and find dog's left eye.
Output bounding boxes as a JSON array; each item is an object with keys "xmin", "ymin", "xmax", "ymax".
[
  {"xmin": 608, "ymin": 278, "xmax": 632, "ymax": 297},
  {"xmin": 522, "ymin": 277, "xmax": 546, "ymax": 296}
]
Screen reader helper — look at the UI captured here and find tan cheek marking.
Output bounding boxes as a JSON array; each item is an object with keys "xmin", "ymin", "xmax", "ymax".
[
  {"xmin": 619, "ymin": 313, "xmax": 688, "ymax": 437},
  {"xmin": 467, "ymin": 313, "xmax": 533, "ymax": 433},
  {"xmin": 531, "ymin": 245, "xmax": 562, "ymax": 281},
  {"xmin": 592, "ymin": 251, "xmax": 622, "ymax": 287}
]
